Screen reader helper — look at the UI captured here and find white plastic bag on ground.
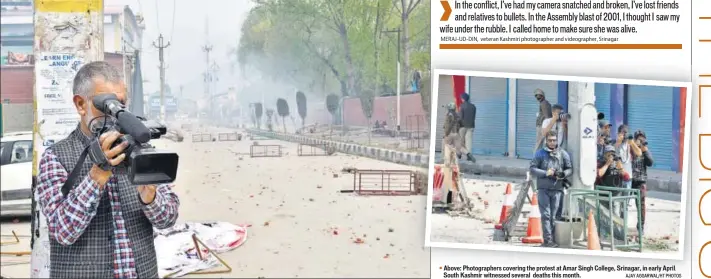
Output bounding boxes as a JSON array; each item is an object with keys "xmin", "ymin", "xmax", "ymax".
[{"xmin": 154, "ymin": 222, "xmax": 248, "ymax": 278}]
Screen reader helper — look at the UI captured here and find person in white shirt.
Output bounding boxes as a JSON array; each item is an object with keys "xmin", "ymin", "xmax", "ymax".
[{"xmin": 537, "ymin": 104, "xmax": 568, "ymax": 152}]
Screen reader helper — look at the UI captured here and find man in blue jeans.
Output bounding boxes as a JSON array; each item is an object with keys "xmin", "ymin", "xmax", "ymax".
[{"xmin": 529, "ymin": 131, "xmax": 573, "ymax": 248}]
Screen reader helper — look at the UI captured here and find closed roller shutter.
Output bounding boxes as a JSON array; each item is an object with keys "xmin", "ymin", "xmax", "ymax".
[
  {"xmin": 515, "ymin": 79, "xmax": 559, "ymax": 159},
  {"xmin": 468, "ymin": 77, "xmax": 508, "ymax": 156},
  {"xmin": 435, "ymin": 75, "xmax": 455, "ymax": 152},
  {"xmin": 595, "ymin": 83, "xmax": 611, "ymax": 121},
  {"xmin": 626, "ymin": 85, "xmax": 675, "ymax": 171}
]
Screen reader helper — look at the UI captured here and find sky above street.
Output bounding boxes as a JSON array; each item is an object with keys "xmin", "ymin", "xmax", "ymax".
[{"xmin": 111, "ymin": 0, "xmax": 253, "ymax": 98}]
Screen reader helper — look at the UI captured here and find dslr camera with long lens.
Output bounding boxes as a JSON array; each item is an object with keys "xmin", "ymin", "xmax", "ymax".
[{"xmin": 92, "ymin": 93, "xmax": 179, "ymax": 185}]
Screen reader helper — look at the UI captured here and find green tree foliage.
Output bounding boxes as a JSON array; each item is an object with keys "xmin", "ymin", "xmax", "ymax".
[
  {"xmin": 237, "ymin": 0, "xmax": 430, "ymax": 99},
  {"xmin": 254, "ymin": 102, "xmax": 264, "ymax": 129},
  {"xmin": 295, "ymin": 91, "xmax": 308, "ymax": 127},
  {"xmin": 325, "ymin": 94, "xmax": 339, "ymax": 118},
  {"xmin": 276, "ymin": 98, "xmax": 290, "ymax": 132}
]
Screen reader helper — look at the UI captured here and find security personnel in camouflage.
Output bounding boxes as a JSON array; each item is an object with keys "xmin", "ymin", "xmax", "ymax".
[{"xmin": 443, "ymin": 103, "xmax": 460, "ymax": 138}]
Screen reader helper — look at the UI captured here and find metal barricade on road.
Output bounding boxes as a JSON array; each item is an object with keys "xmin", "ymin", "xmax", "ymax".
[
  {"xmin": 191, "ymin": 133, "xmax": 213, "ymax": 143},
  {"xmin": 250, "ymin": 144, "xmax": 282, "ymax": 157}
]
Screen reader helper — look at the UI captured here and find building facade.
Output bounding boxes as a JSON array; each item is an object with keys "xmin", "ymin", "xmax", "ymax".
[
  {"xmin": 0, "ymin": 2, "xmax": 144, "ymax": 133},
  {"xmin": 437, "ymin": 76, "xmax": 687, "ymax": 173},
  {"xmin": 0, "ymin": 2, "xmax": 144, "ymax": 103}
]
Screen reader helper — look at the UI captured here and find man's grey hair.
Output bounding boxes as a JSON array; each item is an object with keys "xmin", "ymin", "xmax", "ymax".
[{"xmin": 72, "ymin": 61, "xmax": 122, "ymax": 97}]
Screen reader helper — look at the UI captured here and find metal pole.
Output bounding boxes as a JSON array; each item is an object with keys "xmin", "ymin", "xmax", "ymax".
[
  {"xmin": 30, "ymin": 1, "xmax": 104, "ymax": 276},
  {"xmin": 396, "ymin": 29, "xmax": 401, "ymax": 132},
  {"xmin": 154, "ymin": 34, "xmax": 170, "ymax": 123},
  {"xmin": 382, "ymin": 28, "xmax": 402, "ymax": 132}
]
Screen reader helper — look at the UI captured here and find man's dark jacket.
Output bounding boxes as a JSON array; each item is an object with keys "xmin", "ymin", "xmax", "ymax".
[{"xmin": 459, "ymin": 101, "xmax": 476, "ymax": 129}]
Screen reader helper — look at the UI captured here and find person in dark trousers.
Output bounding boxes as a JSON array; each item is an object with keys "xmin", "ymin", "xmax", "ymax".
[
  {"xmin": 458, "ymin": 93, "xmax": 476, "ymax": 162},
  {"xmin": 596, "ymin": 145, "xmax": 632, "ymax": 218},
  {"xmin": 529, "ymin": 131, "xmax": 573, "ymax": 248},
  {"xmin": 36, "ymin": 62, "xmax": 180, "ymax": 278},
  {"xmin": 631, "ymin": 130, "xmax": 654, "ymax": 234}
]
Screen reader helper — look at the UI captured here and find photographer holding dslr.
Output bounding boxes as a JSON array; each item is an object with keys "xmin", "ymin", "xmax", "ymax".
[
  {"xmin": 36, "ymin": 62, "xmax": 180, "ymax": 278},
  {"xmin": 614, "ymin": 124, "xmax": 643, "ymax": 189},
  {"xmin": 631, "ymin": 130, "xmax": 654, "ymax": 233},
  {"xmin": 597, "ymin": 145, "xmax": 632, "ymax": 218},
  {"xmin": 538, "ymin": 104, "xmax": 568, "ymax": 151},
  {"xmin": 529, "ymin": 131, "xmax": 573, "ymax": 248}
]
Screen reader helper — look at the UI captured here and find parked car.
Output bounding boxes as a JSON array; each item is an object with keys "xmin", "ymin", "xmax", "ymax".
[{"xmin": 0, "ymin": 131, "xmax": 33, "ymax": 217}]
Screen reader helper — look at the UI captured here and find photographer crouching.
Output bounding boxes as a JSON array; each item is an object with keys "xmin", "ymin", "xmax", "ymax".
[
  {"xmin": 529, "ymin": 131, "xmax": 573, "ymax": 248},
  {"xmin": 631, "ymin": 130, "xmax": 654, "ymax": 233},
  {"xmin": 36, "ymin": 62, "xmax": 180, "ymax": 278},
  {"xmin": 596, "ymin": 145, "xmax": 631, "ymax": 218}
]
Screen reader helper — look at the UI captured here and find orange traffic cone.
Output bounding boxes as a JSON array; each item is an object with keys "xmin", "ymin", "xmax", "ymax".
[
  {"xmin": 587, "ymin": 210, "xmax": 601, "ymax": 250},
  {"xmin": 432, "ymin": 165, "xmax": 445, "ymax": 202},
  {"xmin": 522, "ymin": 193, "xmax": 543, "ymax": 244},
  {"xmin": 495, "ymin": 184, "xmax": 514, "ymax": 230}
]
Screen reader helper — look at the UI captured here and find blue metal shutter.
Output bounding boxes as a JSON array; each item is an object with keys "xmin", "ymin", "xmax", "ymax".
[
  {"xmin": 468, "ymin": 77, "xmax": 508, "ymax": 156},
  {"xmin": 594, "ymin": 83, "xmax": 611, "ymax": 121},
  {"xmin": 626, "ymin": 85, "xmax": 675, "ymax": 171},
  {"xmin": 515, "ymin": 79, "xmax": 559, "ymax": 159}
]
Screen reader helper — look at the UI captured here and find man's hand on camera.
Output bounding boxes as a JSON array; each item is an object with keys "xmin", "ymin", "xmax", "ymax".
[
  {"xmin": 100, "ymin": 131, "xmax": 129, "ymax": 166},
  {"xmin": 616, "ymin": 160, "xmax": 623, "ymax": 170},
  {"xmin": 89, "ymin": 131, "xmax": 129, "ymax": 187},
  {"xmin": 552, "ymin": 112, "xmax": 559, "ymax": 122},
  {"xmin": 137, "ymin": 185, "xmax": 157, "ymax": 204}
]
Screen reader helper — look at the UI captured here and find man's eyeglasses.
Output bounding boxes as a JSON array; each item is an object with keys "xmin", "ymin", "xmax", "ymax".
[{"xmin": 546, "ymin": 138, "xmax": 557, "ymax": 142}]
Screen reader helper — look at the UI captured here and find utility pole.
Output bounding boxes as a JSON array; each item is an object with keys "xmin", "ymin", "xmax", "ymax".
[
  {"xmin": 31, "ymin": 1, "xmax": 104, "ymax": 277},
  {"xmin": 153, "ymin": 34, "xmax": 170, "ymax": 122},
  {"xmin": 201, "ymin": 16, "xmax": 213, "ymax": 121},
  {"xmin": 382, "ymin": 28, "xmax": 402, "ymax": 132}
]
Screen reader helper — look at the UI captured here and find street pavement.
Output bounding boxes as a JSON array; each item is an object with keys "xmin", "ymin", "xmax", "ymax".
[
  {"xmin": 428, "ymin": 174, "xmax": 682, "ymax": 255},
  {"xmin": 1, "ymin": 127, "xmax": 430, "ymax": 278}
]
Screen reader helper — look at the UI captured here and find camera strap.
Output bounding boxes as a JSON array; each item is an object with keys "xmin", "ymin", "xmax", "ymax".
[{"xmin": 60, "ymin": 145, "xmax": 90, "ymax": 197}]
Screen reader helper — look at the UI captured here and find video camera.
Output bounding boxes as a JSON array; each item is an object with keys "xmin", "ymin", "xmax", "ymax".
[{"xmin": 92, "ymin": 93, "xmax": 179, "ymax": 185}]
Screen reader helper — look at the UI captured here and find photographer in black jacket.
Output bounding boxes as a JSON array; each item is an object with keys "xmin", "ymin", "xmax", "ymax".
[
  {"xmin": 631, "ymin": 130, "xmax": 654, "ymax": 233},
  {"xmin": 596, "ymin": 145, "xmax": 632, "ymax": 218}
]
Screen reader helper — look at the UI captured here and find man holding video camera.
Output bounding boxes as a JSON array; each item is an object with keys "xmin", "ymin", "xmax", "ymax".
[
  {"xmin": 529, "ymin": 131, "xmax": 573, "ymax": 248},
  {"xmin": 614, "ymin": 124, "xmax": 643, "ymax": 190},
  {"xmin": 36, "ymin": 61, "xmax": 180, "ymax": 278},
  {"xmin": 631, "ymin": 130, "xmax": 654, "ymax": 233},
  {"xmin": 597, "ymin": 145, "xmax": 632, "ymax": 218}
]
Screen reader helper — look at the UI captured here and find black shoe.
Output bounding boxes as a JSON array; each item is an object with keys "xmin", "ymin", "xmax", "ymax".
[
  {"xmin": 549, "ymin": 242, "xmax": 559, "ymax": 248},
  {"xmin": 466, "ymin": 153, "xmax": 476, "ymax": 162}
]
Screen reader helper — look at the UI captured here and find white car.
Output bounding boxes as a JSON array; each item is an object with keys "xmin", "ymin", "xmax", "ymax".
[{"xmin": 0, "ymin": 131, "xmax": 33, "ymax": 217}]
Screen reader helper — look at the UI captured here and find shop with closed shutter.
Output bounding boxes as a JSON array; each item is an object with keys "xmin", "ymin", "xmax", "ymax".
[
  {"xmin": 467, "ymin": 76, "xmax": 508, "ymax": 156},
  {"xmin": 515, "ymin": 79, "xmax": 559, "ymax": 159},
  {"xmin": 626, "ymin": 85, "xmax": 676, "ymax": 171},
  {"xmin": 595, "ymin": 83, "xmax": 612, "ymax": 120}
]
